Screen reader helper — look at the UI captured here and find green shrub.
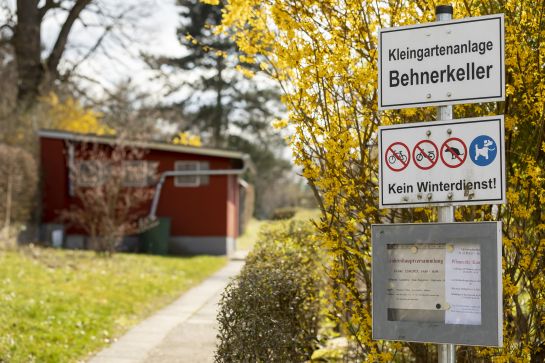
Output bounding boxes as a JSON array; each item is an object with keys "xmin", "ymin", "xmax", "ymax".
[
  {"xmin": 216, "ymin": 220, "xmax": 323, "ymax": 362},
  {"xmin": 271, "ymin": 207, "xmax": 296, "ymax": 220}
]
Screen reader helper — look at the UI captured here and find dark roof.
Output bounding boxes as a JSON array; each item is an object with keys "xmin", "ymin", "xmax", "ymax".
[{"xmin": 38, "ymin": 129, "xmax": 246, "ymax": 160}]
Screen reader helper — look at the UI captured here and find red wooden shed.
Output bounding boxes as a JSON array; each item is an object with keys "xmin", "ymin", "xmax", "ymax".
[{"xmin": 38, "ymin": 130, "xmax": 249, "ymax": 255}]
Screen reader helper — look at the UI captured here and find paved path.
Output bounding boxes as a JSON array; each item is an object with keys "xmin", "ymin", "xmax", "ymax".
[{"xmin": 88, "ymin": 257, "xmax": 245, "ymax": 363}]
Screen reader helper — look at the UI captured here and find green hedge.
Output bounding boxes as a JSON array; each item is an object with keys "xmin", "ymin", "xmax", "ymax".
[
  {"xmin": 270, "ymin": 207, "xmax": 297, "ymax": 220},
  {"xmin": 216, "ymin": 220, "xmax": 323, "ymax": 362}
]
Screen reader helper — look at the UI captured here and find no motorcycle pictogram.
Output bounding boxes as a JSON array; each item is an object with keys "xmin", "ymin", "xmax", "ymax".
[
  {"xmin": 440, "ymin": 137, "xmax": 467, "ymax": 168},
  {"xmin": 412, "ymin": 140, "xmax": 438, "ymax": 170},
  {"xmin": 385, "ymin": 142, "xmax": 410, "ymax": 172}
]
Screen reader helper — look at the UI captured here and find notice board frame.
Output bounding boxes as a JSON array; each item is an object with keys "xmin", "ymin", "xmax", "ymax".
[{"xmin": 371, "ymin": 222, "xmax": 502, "ymax": 347}]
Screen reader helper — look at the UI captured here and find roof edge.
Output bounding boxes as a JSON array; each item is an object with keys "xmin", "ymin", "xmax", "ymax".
[{"xmin": 38, "ymin": 129, "xmax": 246, "ymax": 160}]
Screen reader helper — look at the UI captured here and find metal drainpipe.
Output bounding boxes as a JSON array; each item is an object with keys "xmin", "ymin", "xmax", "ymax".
[
  {"xmin": 148, "ymin": 157, "xmax": 249, "ymax": 220},
  {"xmin": 67, "ymin": 142, "xmax": 76, "ymax": 197}
]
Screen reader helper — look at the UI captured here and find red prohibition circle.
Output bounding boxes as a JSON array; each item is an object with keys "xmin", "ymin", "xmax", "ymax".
[
  {"xmin": 385, "ymin": 142, "xmax": 410, "ymax": 172},
  {"xmin": 440, "ymin": 137, "xmax": 467, "ymax": 168},
  {"xmin": 412, "ymin": 140, "xmax": 439, "ymax": 170}
]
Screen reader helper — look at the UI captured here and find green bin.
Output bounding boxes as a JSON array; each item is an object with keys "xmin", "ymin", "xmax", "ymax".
[{"xmin": 140, "ymin": 217, "xmax": 171, "ymax": 255}]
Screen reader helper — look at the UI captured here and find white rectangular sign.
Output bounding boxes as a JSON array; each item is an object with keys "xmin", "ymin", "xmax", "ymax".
[
  {"xmin": 378, "ymin": 14, "xmax": 504, "ymax": 109},
  {"xmin": 378, "ymin": 116, "xmax": 505, "ymax": 208}
]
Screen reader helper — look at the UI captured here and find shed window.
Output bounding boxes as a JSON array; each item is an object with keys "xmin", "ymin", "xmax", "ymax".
[
  {"xmin": 174, "ymin": 161, "xmax": 209, "ymax": 187},
  {"xmin": 74, "ymin": 160, "xmax": 108, "ymax": 187}
]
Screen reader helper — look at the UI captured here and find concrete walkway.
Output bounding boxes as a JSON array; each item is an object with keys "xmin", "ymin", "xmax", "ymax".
[{"xmin": 88, "ymin": 256, "xmax": 245, "ymax": 363}]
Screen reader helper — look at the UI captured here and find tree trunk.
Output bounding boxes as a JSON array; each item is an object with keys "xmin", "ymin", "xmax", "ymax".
[
  {"xmin": 4, "ymin": 172, "xmax": 12, "ymax": 237},
  {"xmin": 213, "ymin": 55, "xmax": 225, "ymax": 147},
  {"xmin": 13, "ymin": 0, "xmax": 42, "ymax": 109},
  {"xmin": 13, "ymin": 0, "xmax": 93, "ymax": 110}
]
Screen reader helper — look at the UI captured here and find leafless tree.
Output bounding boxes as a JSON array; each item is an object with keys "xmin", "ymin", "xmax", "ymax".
[
  {"xmin": 60, "ymin": 140, "xmax": 156, "ymax": 254},
  {"xmin": 0, "ymin": 0, "xmax": 151, "ymax": 111}
]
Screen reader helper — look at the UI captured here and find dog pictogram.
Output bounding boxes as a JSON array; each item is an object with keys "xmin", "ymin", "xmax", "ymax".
[
  {"xmin": 470, "ymin": 136, "xmax": 498, "ymax": 166},
  {"xmin": 444, "ymin": 146, "xmax": 464, "ymax": 160},
  {"xmin": 474, "ymin": 139, "xmax": 496, "ymax": 160}
]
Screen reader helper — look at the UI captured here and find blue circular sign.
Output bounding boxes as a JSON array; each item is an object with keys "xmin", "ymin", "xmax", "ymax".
[{"xmin": 469, "ymin": 135, "xmax": 497, "ymax": 166}]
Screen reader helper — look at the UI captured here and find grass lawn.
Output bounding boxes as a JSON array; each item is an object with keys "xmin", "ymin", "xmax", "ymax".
[
  {"xmin": 0, "ymin": 247, "xmax": 226, "ymax": 362},
  {"xmin": 237, "ymin": 208, "xmax": 320, "ymax": 251}
]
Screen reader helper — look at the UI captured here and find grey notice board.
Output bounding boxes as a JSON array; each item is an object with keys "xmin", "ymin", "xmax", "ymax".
[{"xmin": 371, "ymin": 222, "xmax": 502, "ymax": 347}]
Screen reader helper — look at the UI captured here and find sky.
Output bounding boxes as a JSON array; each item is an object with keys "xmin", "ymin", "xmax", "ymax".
[{"xmin": 34, "ymin": 0, "xmax": 188, "ymax": 102}]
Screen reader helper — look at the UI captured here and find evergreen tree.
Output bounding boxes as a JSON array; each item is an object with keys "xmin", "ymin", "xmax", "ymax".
[{"xmin": 155, "ymin": 0, "xmax": 292, "ymax": 217}]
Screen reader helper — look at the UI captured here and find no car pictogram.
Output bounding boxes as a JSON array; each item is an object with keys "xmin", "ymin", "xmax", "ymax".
[
  {"xmin": 441, "ymin": 137, "xmax": 467, "ymax": 168},
  {"xmin": 385, "ymin": 142, "xmax": 410, "ymax": 172},
  {"xmin": 412, "ymin": 140, "xmax": 439, "ymax": 170}
]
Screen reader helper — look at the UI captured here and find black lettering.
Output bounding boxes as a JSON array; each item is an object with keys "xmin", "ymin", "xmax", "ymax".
[
  {"xmin": 447, "ymin": 64, "xmax": 456, "ymax": 82},
  {"xmin": 424, "ymin": 48, "xmax": 431, "ymax": 58},
  {"xmin": 401, "ymin": 73, "xmax": 409, "ymax": 86},
  {"xmin": 389, "ymin": 48, "xmax": 397, "ymax": 61},
  {"xmin": 455, "ymin": 180, "xmax": 463, "ymax": 190},
  {"xmin": 457, "ymin": 68, "xmax": 465, "ymax": 80},
  {"xmin": 476, "ymin": 65, "xmax": 485, "ymax": 79},
  {"xmin": 478, "ymin": 41, "xmax": 486, "ymax": 54},
  {"xmin": 417, "ymin": 48, "xmax": 424, "ymax": 61},
  {"xmin": 417, "ymin": 181, "xmax": 429, "ymax": 192},
  {"xmin": 410, "ymin": 68, "xmax": 420, "ymax": 85},
  {"xmin": 486, "ymin": 65, "xmax": 493, "ymax": 78},
  {"xmin": 390, "ymin": 70, "xmax": 400, "ymax": 87},
  {"xmin": 389, "ymin": 183, "xmax": 397, "ymax": 194},
  {"xmin": 487, "ymin": 41, "xmax": 493, "ymax": 51},
  {"xmin": 420, "ymin": 70, "xmax": 429, "ymax": 84}
]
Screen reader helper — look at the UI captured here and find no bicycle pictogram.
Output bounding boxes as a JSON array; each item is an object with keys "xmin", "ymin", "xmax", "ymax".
[
  {"xmin": 385, "ymin": 142, "xmax": 410, "ymax": 172},
  {"xmin": 440, "ymin": 137, "xmax": 467, "ymax": 168},
  {"xmin": 412, "ymin": 140, "xmax": 438, "ymax": 170}
]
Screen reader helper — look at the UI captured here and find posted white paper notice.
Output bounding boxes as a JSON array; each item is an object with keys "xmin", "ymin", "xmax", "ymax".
[
  {"xmin": 445, "ymin": 244, "xmax": 482, "ymax": 325},
  {"xmin": 387, "ymin": 244, "xmax": 445, "ymax": 310}
]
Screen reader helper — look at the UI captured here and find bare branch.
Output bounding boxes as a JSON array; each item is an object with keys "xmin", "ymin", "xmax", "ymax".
[
  {"xmin": 38, "ymin": 0, "xmax": 61, "ymax": 20},
  {"xmin": 46, "ymin": 0, "xmax": 93, "ymax": 76},
  {"xmin": 67, "ymin": 24, "xmax": 112, "ymax": 75}
]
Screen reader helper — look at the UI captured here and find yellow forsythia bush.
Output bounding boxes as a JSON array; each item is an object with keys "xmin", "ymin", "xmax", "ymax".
[{"xmin": 218, "ymin": 1, "xmax": 545, "ymax": 362}]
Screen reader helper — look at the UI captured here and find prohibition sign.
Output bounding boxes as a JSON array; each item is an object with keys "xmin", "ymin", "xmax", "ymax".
[
  {"xmin": 385, "ymin": 142, "xmax": 410, "ymax": 172},
  {"xmin": 440, "ymin": 137, "xmax": 467, "ymax": 168},
  {"xmin": 412, "ymin": 140, "xmax": 439, "ymax": 170}
]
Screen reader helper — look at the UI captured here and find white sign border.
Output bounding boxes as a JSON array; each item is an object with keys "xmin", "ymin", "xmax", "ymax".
[
  {"xmin": 378, "ymin": 14, "xmax": 505, "ymax": 110},
  {"xmin": 378, "ymin": 115, "xmax": 506, "ymax": 209}
]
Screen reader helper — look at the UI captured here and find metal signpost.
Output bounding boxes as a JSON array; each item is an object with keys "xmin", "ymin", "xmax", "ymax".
[
  {"xmin": 436, "ymin": 8, "xmax": 457, "ymax": 361},
  {"xmin": 374, "ymin": 5, "xmax": 505, "ymax": 363}
]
